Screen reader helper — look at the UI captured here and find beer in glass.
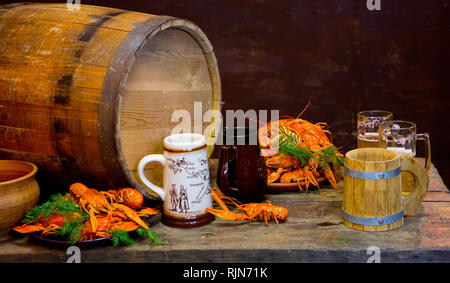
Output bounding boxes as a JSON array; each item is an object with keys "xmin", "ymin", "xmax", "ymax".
[
  {"xmin": 381, "ymin": 120, "xmax": 431, "ymax": 195},
  {"xmin": 357, "ymin": 110, "xmax": 393, "ymax": 148}
]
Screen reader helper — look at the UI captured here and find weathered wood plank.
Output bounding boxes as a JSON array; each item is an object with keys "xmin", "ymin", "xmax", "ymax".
[{"xmin": 1, "ymin": 201, "xmax": 449, "ymax": 263}]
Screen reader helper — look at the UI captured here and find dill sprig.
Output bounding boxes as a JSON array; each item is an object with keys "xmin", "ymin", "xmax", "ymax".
[
  {"xmin": 136, "ymin": 227, "xmax": 167, "ymax": 245},
  {"xmin": 314, "ymin": 146, "xmax": 345, "ymax": 170},
  {"xmin": 56, "ymin": 214, "xmax": 89, "ymax": 245},
  {"xmin": 110, "ymin": 230, "xmax": 136, "ymax": 247},
  {"xmin": 21, "ymin": 193, "xmax": 84, "ymax": 224},
  {"xmin": 277, "ymin": 129, "xmax": 344, "ymax": 170},
  {"xmin": 109, "ymin": 228, "xmax": 167, "ymax": 247},
  {"xmin": 278, "ymin": 134, "xmax": 314, "ymax": 166}
]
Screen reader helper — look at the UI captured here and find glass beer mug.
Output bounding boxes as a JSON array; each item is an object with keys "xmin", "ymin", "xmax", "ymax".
[
  {"xmin": 381, "ymin": 120, "xmax": 431, "ymax": 195},
  {"xmin": 357, "ymin": 110, "xmax": 393, "ymax": 148}
]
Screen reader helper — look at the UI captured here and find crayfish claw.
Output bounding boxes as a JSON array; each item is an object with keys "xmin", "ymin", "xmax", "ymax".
[{"xmin": 112, "ymin": 203, "xmax": 149, "ymax": 230}]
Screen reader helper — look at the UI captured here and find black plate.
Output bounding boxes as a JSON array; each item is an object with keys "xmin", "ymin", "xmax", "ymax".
[{"xmin": 30, "ymin": 232, "xmax": 112, "ymax": 248}]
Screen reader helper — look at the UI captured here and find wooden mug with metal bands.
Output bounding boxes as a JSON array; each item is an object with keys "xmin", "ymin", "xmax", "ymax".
[{"xmin": 342, "ymin": 148, "xmax": 429, "ymax": 231}]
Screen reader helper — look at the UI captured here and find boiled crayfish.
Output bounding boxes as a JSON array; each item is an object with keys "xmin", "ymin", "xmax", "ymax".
[
  {"xmin": 12, "ymin": 211, "xmax": 82, "ymax": 236},
  {"xmin": 206, "ymin": 187, "xmax": 288, "ymax": 226},
  {"xmin": 69, "ymin": 183, "xmax": 114, "ymax": 232},
  {"xmin": 258, "ymin": 104, "xmax": 343, "ymax": 192},
  {"xmin": 12, "ymin": 183, "xmax": 161, "ymax": 244},
  {"xmin": 105, "ymin": 188, "xmax": 144, "ymax": 210},
  {"xmin": 69, "ymin": 183, "xmax": 157, "ymax": 232}
]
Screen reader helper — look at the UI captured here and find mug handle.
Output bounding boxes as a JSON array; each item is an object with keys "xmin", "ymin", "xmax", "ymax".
[
  {"xmin": 400, "ymin": 154, "xmax": 429, "ymax": 216},
  {"xmin": 138, "ymin": 154, "xmax": 166, "ymax": 200},
  {"xmin": 217, "ymin": 146, "xmax": 236, "ymax": 191},
  {"xmin": 417, "ymin": 133, "xmax": 431, "ymax": 173}
]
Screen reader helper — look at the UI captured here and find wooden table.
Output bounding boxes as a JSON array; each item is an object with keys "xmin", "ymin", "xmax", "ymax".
[{"xmin": 1, "ymin": 160, "xmax": 449, "ymax": 263}]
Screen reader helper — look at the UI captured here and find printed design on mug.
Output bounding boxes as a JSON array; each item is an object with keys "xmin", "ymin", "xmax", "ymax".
[
  {"xmin": 195, "ymin": 158, "xmax": 209, "ymax": 181},
  {"xmin": 167, "ymin": 157, "xmax": 209, "ymax": 181},
  {"xmin": 191, "ymin": 183, "xmax": 211, "ymax": 205},
  {"xmin": 167, "ymin": 157, "xmax": 194, "ymax": 175},
  {"xmin": 358, "ymin": 117, "xmax": 392, "ymax": 136},
  {"xmin": 169, "ymin": 184, "xmax": 179, "ymax": 212},
  {"xmin": 178, "ymin": 185, "xmax": 189, "ymax": 213},
  {"xmin": 391, "ymin": 135, "xmax": 413, "ymax": 148},
  {"xmin": 198, "ymin": 158, "xmax": 208, "ymax": 166},
  {"xmin": 168, "ymin": 184, "xmax": 190, "ymax": 214},
  {"xmin": 391, "ymin": 124, "xmax": 413, "ymax": 147},
  {"xmin": 358, "ymin": 119, "xmax": 380, "ymax": 136}
]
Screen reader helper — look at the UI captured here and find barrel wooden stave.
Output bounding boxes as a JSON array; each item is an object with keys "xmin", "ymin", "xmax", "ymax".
[{"xmin": 0, "ymin": 4, "xmax": 126, "ymax": 188}]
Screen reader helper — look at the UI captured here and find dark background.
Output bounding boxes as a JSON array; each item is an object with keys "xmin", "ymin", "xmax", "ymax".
[{"xmin": 2, "ymin": 1, "xmax": 449, "ymax": 188}]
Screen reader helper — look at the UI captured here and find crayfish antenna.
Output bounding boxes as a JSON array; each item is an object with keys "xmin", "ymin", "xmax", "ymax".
[{"xmin": 296, "ymin": 100, "xmax": 312, "ymax": 119}]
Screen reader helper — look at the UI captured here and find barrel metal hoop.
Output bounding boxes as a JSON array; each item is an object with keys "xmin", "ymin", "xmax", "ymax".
[
  {"xmin": 344, "ymin": 166, "xmax": 401, "ymax": 180},
  {"xmin": 342, "ymin": 209, "xmax": 404, "ymax": 226}
]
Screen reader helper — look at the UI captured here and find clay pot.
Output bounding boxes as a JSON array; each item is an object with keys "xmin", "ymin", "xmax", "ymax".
[{"xmin": 0, "ymin": 160, "xmax": 40, "ymax": 241}]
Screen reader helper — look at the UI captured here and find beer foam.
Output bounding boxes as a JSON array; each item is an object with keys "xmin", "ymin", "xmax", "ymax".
[{"xmin": 387, "ymin": 147, "xmax": 414, "ymax": 156}]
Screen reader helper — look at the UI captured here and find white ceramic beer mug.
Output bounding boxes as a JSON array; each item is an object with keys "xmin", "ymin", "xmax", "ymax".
[{"xmin": 138, "ymin": 133, "xmax": 214, "ymax": 228}]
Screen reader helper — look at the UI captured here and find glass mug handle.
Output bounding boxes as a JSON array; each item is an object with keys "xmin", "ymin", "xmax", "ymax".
[
  {"xmin": 137, "ymin": 154, "xmax": 166, "ymax": 200},
  {"xmin": 417, "ymin": 133, "xmax": 431, "ymax": 173}
]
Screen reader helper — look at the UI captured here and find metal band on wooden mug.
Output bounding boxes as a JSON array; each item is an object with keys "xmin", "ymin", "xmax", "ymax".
[
  {"xmin": 344, "ymin": 166, "xmax": 401, "ymax": 180},
  {"xmin": 342, "ymin": 209, "xmax": 404, "ymax": 226}
]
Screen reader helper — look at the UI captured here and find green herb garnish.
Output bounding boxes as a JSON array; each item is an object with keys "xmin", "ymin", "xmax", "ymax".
[
  {"xmin": 110, "ymin": 228, "xmax": 166, "ymax": 247},
  {"xmin": 278, "ymin": 134, "xmax": 314, "ymax": 166},
  {"xmin": 57, "ymin": 214, "xmax": 89, "ymax": 245},
  {"xmin": 136, "ymin": 227, "xmax": 167, "ymax": 245},
  {"xmin": 110, "ymin": 230, "xmax": 136, "ymax": 247},
  {"xmin": 21, "ymin": 193, "xmax": 85, "ymax": 224},
  {"xmin": 315, "ymin": 145, "xmax": 345, "ymax": 170},
  {"xmin": 277, "ymin": 128, "xmax": 344, "ymax": 170}
]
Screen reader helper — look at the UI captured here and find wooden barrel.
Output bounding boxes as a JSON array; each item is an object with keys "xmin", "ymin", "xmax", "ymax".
[
  {"xmin": 342, "ymin": 148, "xmax": 428, "ymax": 231},
  {"xmin": 0, "ymin": 3, "xmax": 221, "ymax": 199}
]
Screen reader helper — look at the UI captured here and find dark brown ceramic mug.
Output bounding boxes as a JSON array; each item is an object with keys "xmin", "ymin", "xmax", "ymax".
[{"xmin": 217, "ymin": 127, "xmax": 266, "ymax": 202}]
